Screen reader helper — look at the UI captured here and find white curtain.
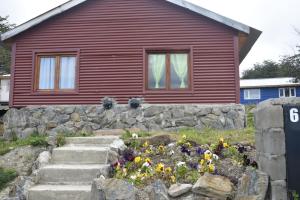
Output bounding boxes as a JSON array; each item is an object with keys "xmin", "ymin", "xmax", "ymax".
[
  {"xmin": 149, "ymin": 54, "xmax": 165, "ymax": 88},
  {"xmin": 39, "ymin": 57, "xmax": 55, "ymax": 89},
  {"xmin": 171, "ymin": 54, "xmax": 188, "ymax": 88},
  {"xmin": 60, "ymin": 57, "xmax": 76, "ymax": 89}
]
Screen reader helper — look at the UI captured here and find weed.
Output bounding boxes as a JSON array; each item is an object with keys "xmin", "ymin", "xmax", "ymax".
[{"xmin": 0, "ymin": 168, "xmax": 17, "ymax": 190}]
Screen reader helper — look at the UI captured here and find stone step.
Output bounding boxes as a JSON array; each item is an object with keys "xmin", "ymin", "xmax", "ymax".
[
  {"xmin": 52, "ymin": 146, "xmax": 109, "ymax": 164},
  {"xmin": 38, "ymin": 164, "xmax": 110, "ymax": 184},
  {"xmin": 28, "ymin": 184, "xmax": 91, "ymax": 200},
  {"xmin": 65, "ymin": 136, "xmax": 119, "ymax": 145}
]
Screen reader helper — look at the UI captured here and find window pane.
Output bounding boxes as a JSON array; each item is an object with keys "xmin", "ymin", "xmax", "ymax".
[
  {"xmin": 285, "ymin": 88, "xmax": 290, "ymax": 97},
  {"xmin": 148, "ymin": 54, "xmax": 166, "ymax": 89},
  {"xmin": 59, "ymin": 57, "xmax": 76, "ymax": 89},
  {"xmin": 244, "ymin": 89, "xmax": 260, "ymax": 99},
  {"xmin": 39, "ymin": 57, "xmax": 55, "ymax": 89},
  {"xmin": 279, "ymin": 88, "xmax": 284, "ymax": 97},
  {"xmin": 290, "ymin": 88, "xmax": 296, "ymax": 97},
  {"xmin": 170, "ymin": 53, "xmax": 188, "ymax": 89}
]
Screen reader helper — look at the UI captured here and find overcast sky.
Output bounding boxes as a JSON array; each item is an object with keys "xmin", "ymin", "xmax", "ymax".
[{"xmin": 1, "ymin": 0, "xmax": 300, "ymax": 76}]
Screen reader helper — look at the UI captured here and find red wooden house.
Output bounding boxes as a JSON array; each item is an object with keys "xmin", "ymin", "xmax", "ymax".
[{"xmin": 1, "ymin": 0, "xmax": 261, "ymax": 107}]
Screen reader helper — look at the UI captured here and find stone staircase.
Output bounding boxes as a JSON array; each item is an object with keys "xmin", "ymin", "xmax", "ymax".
[{"xmin": 28, "ymin": 135, "xmax": 119, "ymax": 200}]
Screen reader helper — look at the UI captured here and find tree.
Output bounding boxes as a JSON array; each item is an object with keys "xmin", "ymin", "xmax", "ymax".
[
  {"xmin": 0, "ymin": 16, "xmax": 15, "ymax": 73},
  {"xmin": 242, "ymin": 47, "xmax": 300, "ymax": 82}
]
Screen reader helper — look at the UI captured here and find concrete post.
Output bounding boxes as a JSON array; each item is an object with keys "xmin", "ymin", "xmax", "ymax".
[{"xmin": 254, "ymin": 98, "xmax": 300, "ymax": 200}]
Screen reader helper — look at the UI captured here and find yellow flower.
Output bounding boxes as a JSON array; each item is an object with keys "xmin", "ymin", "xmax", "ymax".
[
  {"xmin": 219, "ymin": 137, "xmax": 224, "ymax": 143},
  {"xmin": 200, "ymin": 159, "xmax": 205, "ymax": 166},
  {"xmin": 170, "ymin": 175, "xmax": 176, "ymax": 183},
  {"xmin": 204, "ymin": 153, "xmax": 211, "ymax": 160},
  {"xmin": 158, "ymin": 145, "xmax": 165, "ymax": 152},
  {"xmin": 134, "ymin": 156, "xmax": 142, "ymax": 164},
  {"xmin": 182, "ymin": 135, "xmax": 187, "ymax": 140},
  {"xmin": 145, "ymin": 157, "xmax": 151, "ymax": 163},
  {"xmin": 208, "ymin": 163, "xmax": 215, "ymax": 172},
  {"xmin": 223, "ymin": 142, "xmax": 229, "ymax": 148},
  {"xmin": 185, "ymin": 142, "xmax": 192, "ymax": 148},
  {"xmin": 143, "ymin": 141, "xmax": 149, "ymax": 148},
  {"xmin": 145, "ymin": 149, "xmax": 152, "ymax": 154},
  {"xmin": 155, "ymin": 163, "xmax": 165, "ymax": 173},
  {"xmin": 165, "ymin": 167, "xmax": 172, "ymax": 174}
]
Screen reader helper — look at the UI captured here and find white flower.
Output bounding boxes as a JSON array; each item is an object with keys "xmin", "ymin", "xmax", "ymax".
[
  {"xmin": 142, "ymin": 162, "xmax": 150, "ymax": 168},
  {"xmin": 132, "ymin": 133, "xmax": 138, "ymax": 139},
  {"xmin": 168, "ymin": 150, "xmax": 175, "ymax": 156},
  {"xmin": 206, "ymin": 159, "xmax": 212, "ymax": 165},
  {"xmin": 212, "ymin": 154, "xmax": 219, "ymax": 160},
  {"xmin": 130, "ymin": 175, "xmax": 137, "ymax": 180},
  {"xmin": 99, "ymin": 175, "xmax": 106, "ymax": 180},
  {"xmin": 204, "ymin": 150, "xmax": 212, "ymax": 155},
  {"xmin": 176, "ymin": 161, "xmax": 186, "ymax": 167},
  {"xmin": 168, "ymin": 143, "xmax": 176, "ymax": 147}
]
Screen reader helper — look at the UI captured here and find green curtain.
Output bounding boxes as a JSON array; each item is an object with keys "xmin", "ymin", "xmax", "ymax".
[
  {"xmin": 171, "ymin": 54, "xmax": 188, "ymax": 88},
  {"xmin": 149, "ymin": 54, "xmax": 165, "ymax": 88}
]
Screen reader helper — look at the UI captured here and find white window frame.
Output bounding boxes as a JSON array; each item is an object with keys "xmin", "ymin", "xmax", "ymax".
[
  {"xmin": 244, "ymin": 89, "xmax": 261, "ymax": 100},
  {"xmin": 279, "ymin": 87, "xmax": 296, "ymax": 98}
]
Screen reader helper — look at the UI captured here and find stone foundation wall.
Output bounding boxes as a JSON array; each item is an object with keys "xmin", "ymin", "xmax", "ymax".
[
  {"xmin": 3, "ymin": 104, "xmax": 245, "ymax": 139},
  {"xmin": 254, "ymin": 98, "xmax": 300, "ymax": 200}
]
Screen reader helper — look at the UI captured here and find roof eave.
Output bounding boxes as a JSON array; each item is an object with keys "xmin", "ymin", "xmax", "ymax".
[{"xmin": 239, "ymin": 27, "xmax": 262, "ymax": 63}]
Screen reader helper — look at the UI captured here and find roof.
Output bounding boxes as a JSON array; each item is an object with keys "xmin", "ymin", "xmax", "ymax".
[
  {"xmin": 0, "ymin": 0, "xmax": 261, "ymax": 61},
  {"xmin": 240, "ymin": 77, "xmax": 300, "ymax": 88}
]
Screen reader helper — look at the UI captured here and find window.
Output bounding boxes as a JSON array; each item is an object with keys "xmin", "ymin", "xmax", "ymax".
[
  {"xmin": 147, "ymin": 51, "xmax": 190, "ymax": 90},
  {"xmin": 244, "ymin": 89, "xmax": 260, "ymax": 100},
  {"xmin": 279, "ymin": 87, "xmax": 296, "ymax": 98},
  {"xmin": 35, "ymin": 53, "xmax": 77, "ymax": 92}
]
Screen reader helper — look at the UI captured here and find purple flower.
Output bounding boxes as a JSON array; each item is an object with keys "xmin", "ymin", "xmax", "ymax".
[
  {"xmin": 196, "ymin": 147, "xmax": 205, "ymax": 155},
  {"xmin": 188, "ymin": 162, "xmax": 198, "ymax": 169},
  {"xmin": 238, "ymin": 145, "xmax": 246, "ymax": 153},
  {"xmin": 180, "ymin": 146, "xmax": 191, "ymax": 155}
]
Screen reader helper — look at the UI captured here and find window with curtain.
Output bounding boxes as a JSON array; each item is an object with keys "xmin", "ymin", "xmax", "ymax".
[
  {"xmin": 35, "ymin": 54, "xmax": 77, "ymax": 92},
  {"xmin": 147, "ymin": 51, "xmax": 189, "ymax": 90}
]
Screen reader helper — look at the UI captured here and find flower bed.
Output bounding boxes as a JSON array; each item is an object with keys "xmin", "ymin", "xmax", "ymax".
[{"xmin": 111, "ymin": 132, "xmax": 257, "ymax": 188}]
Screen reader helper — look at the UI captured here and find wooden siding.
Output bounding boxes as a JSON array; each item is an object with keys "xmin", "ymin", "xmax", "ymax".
[{"xmin": 11, "ymin": 0, "xmax": 239, "ymax": 107}]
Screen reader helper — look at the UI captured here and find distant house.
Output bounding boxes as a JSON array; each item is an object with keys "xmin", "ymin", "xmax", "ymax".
[
  {"xmin": 0, "ymin": 74, "xmax": 10, "ymax": 104},
  {"xmin": 240, "ymin": 77, "xmax": 300, "ymax": 104},
  {"xmin": 1, "ymin": 0, "xmax": 260, "ymax": 107}
]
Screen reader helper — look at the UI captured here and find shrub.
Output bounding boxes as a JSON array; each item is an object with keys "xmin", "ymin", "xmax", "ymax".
[
  {"xmin": 0, "ymin": 168, "xmax": 17, "ymax": 190},
  {"xmin": 56, "ymin": 133, "xmax": 66, "ymax": 147}
]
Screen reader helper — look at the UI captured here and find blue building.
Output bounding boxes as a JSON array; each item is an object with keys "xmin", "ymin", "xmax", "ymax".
[{"xmin": 240, "ymin": 77, "xmax": 300, "ymax": 104}]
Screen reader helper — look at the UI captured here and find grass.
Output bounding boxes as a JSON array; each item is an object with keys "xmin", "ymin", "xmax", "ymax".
[
  {"xmin": 0, "ymin": 167, "xmax": 17, "ymax": 190},
  {"xmin": 121, "ymin": 105, "xmax": 256, "ymax": 146},
  {"xmin": 0, "ymin": 134, "xmax": 48, "ymax": 156}
]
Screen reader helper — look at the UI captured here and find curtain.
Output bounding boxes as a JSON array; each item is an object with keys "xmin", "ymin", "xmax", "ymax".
[
  {"xmin": 171, "ymin": 54, "xmax": 188, "ymax": 88},
  {"xmin": 39, "ymin": 57, "xmax": 55, "ymax": 89},
  {"xmin": 60, "ymin": 57, "xmax": 76, "ymax": 89},
  {"xmin": 149, "ymin": 54, "xmax": 165, "ymax": 88}
]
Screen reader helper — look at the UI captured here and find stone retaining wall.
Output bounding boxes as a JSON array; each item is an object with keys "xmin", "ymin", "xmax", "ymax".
[
  {"xmin": 254, "ymin": 98, "xmax": 300, "ymax": 200},
  {"xmin": 3, "ymin": 104, "xmax": 245, "ymax": 139}
]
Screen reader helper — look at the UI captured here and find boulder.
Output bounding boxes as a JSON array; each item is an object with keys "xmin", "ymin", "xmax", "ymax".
[
  {"xmin": 192, "ymin": 173, "xmax": 234, "ymax": 199},
  {"xmin": 141, "ymin": 134, "xmax": 172, "ymax": 146},
  {"xmin": 144, "ymin": 180, "xmax": 169, "ymax": 200},
  {"xmin": 168, "ymin": 183, "xmax": 192, "ymax": 197},
  {"xmin": 235, "ymin": 168, "xmax": 269, "ymax": 200},
  {"xmin": 91, "ymin": 178, "xmax": 136, "ymax": 200},
  {"xmin": 110, "ymin": 139, "xmax": 126, "ymax": 154},
  {"xmin": 34, "ymin": 151, "xmax": 51, "ymax": 169}
]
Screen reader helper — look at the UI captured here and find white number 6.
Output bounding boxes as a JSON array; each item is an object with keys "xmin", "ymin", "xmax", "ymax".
[{"xmin": 290, "ymin": 108, "xmax": 299, "ymax": 123}]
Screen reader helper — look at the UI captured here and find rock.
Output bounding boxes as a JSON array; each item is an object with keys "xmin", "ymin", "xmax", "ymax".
[
  {"xmin": 235, "ymin": 168, "xmax": 269, "ymax": 200},
  {"xmin": 20, "ymin": 128, "xmax": 37, "ymax": 139},
  {"xmin": 70, "ymin": 113, "xmax": 80, "ymax": 122},
  {"xmin": 144, "ymin": 106, "xmax": 162, "ymax": 118},
  {"xmin": 141, "ymin": 134, "xmax": 172, "ymax": 146},
  {"xmin": 107, "ymin": 149, "xmax": 119, "ymax": 164},
  {"xmin": 145, "ymin": 180, "xmax": 169, "ymax": 200},
  {"xmin": 110, "ymin": 139, "xmax": 126, "ymax": 154},
  {"xmin": 91, "ymin": 178, "xmax": 136, "ymax": 200},
  {"xmin": 0, "ymin": 146, "xmax": 45, "ymax": 176},
  {"xmin": 192, "ymin": 173, "xmax": 234, "ymax": 199},
  {"xmin": 168, "ymin": 183, "xmax": 192, "ymax": 197},
  {"xmin": 217, "ymin": 158, "xmax": 245, "ymax": 185},
  {"xmin": 34, "ymin": 151, "xmax": 51, "ymax": 169}
]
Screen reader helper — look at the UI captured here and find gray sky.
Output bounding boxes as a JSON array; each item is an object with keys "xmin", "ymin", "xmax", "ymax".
[{"xmin": 1, "ymin": 0, "xmax": 300, "ymax": 76}]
